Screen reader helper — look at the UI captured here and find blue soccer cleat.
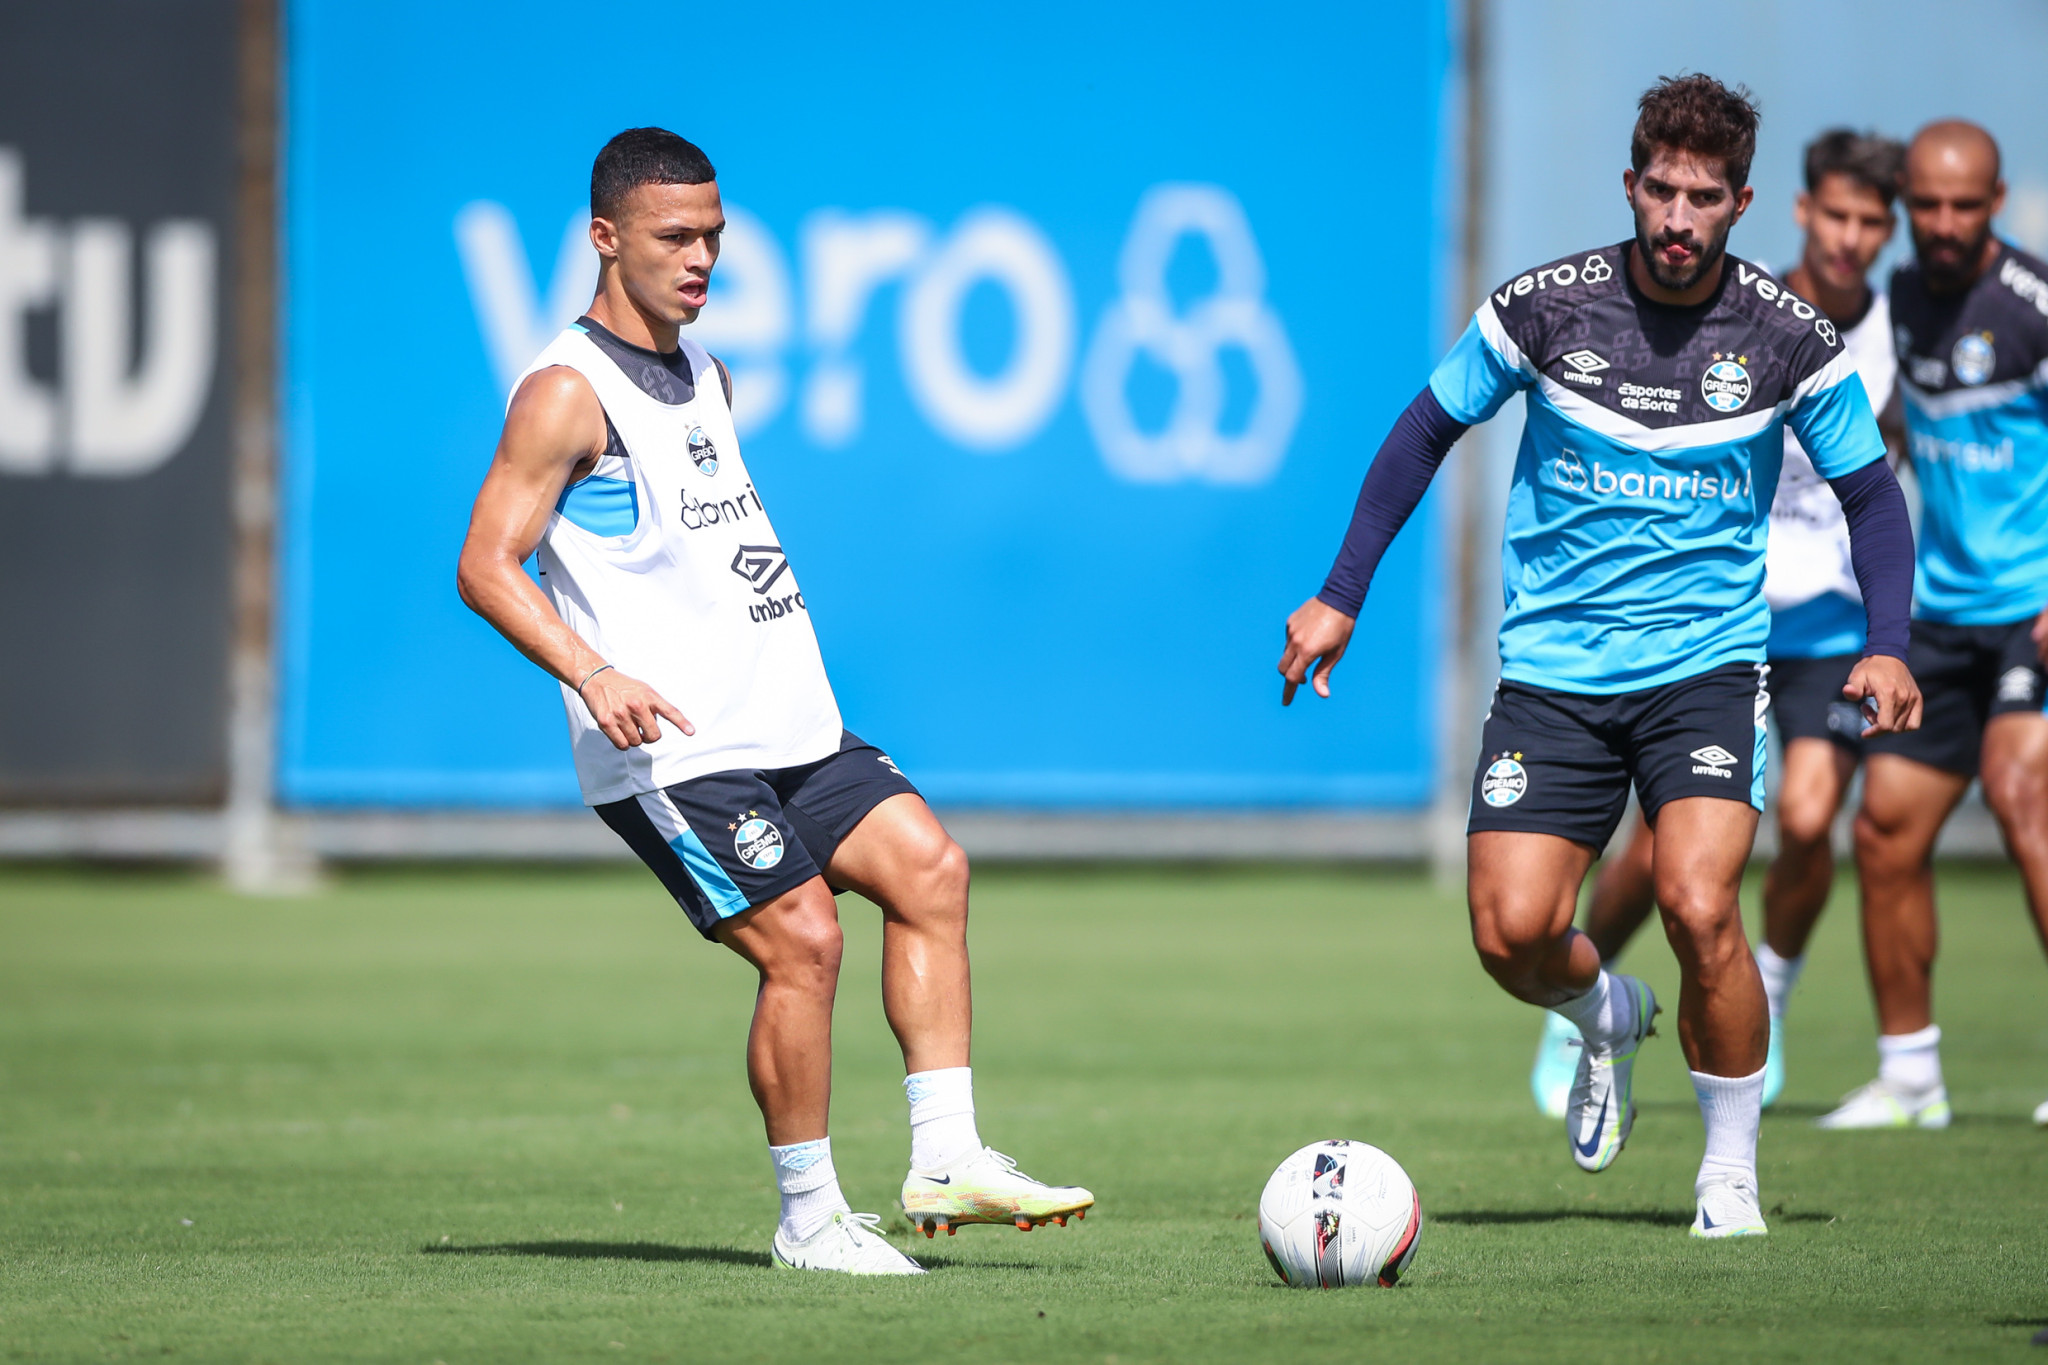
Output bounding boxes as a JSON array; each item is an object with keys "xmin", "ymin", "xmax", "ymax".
[
  {"xmin": 1531, "ymin": 1010, "xmax": 1581, "ymax": 1120},
  {"xmin": 1761, "ymin": 1014, "xmax": 1785, "ymax": 1109}
]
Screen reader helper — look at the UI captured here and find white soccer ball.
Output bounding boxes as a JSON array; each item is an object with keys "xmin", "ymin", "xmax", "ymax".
[{"xmin": 1257, "ymin": 1139, "xmax": 1422, "ymax": 1288}]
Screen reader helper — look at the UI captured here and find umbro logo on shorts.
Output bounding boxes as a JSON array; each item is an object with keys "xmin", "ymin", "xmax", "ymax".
[
  {"xmin": 1689, "ymin": 745, "xmax": 1738, "ymax": 778},
  {"xmin": 1997, "ymin": 666, "xmax": 2037, "ymax": 704}
]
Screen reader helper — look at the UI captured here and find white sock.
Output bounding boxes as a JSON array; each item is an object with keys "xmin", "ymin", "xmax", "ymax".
[
  {"xmin": 769, "ymin": 1137, "xmax": 849, "ymax": 1243},
  {"xmin": 1754, "ymin": 943, "xmax": 1805, "ymax": 1020},
  {"xmin": 1877, "ymin": 1024, "xmax": 1944, "ymax": 1095},
  {"xmin": 905, "ymin": 1067, "xmax": 981, "ymax": 1171},
  {"xmin": 1550, "ymin": 970, "xmax": 1634, "ymax": 1047},
  {"xmin": 1691, "ymin": 1067, "xmax": 1765, "ymax": 1188}
]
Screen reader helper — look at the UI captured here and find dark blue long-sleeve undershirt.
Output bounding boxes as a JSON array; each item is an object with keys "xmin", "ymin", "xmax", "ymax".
[
  {"xmin": 1316, "ymin": 388, "xmax": 1467, "ymax": 617},
  {"xmin": 1827, "ymin": 458, "xmax": 1913, "ymax": 660},
  {"xmin": 1314, "ymin": 386, "xmax": 1915, "ymax": 661}
]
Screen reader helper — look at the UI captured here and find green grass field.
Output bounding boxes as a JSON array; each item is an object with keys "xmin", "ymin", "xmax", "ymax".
[{"xmin": 2, "ymin": 859, "xmax": 2044, "ymax": 1363}]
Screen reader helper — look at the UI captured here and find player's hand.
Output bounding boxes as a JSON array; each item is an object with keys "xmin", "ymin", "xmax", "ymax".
[
  {"xmin": 2032, "ymin": 604, "xmax": 2048, "ymax": 668},
  {"xmin": 1843, "ymin": 654, "xmax": 1922, "ymax": 736},
  {"xmin": 1278, "ymin": 597, "xmax": 1357, "ymax": 706},
  {"xmin": 579, "ymin": 668, "xmax": 694, "ymax": 750}
]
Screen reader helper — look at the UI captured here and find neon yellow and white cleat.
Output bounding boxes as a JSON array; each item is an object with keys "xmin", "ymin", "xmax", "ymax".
[
  {"xmin": 771, "ymin": 1211, "xmax": 925, "ymax": 1275},
  {"xmin": 1690, "ymin": 1174, "xmax": 1768, "ymax": 1239},
  {"xmin": 1814, "ymin": 1079, "xmax": 1950, "ymax": 1130},
  {"xmin": 1566, "ymin": 974, "xmax": 1658, "ymax": 1173},
  {"xmin": 901, "ymin": 1147, "xmax": 1094, "ymax": 1237}
]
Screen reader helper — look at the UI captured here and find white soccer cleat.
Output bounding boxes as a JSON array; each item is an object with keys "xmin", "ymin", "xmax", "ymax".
[
  {"xmin": 1566, "ymin": 975, "xmax": 1658, "ymax": 1173},
  {"xmin": 1814, "ymin": 1079, "xmax": 1951, "ymax": 1130},
  {"xmin": 2034, "ymin": 1096, "xmax": 2048, "ymax": 1128},
  {"xmin": 902, "ymin": 1147, "xmax": 1094, "ymax": 1236},
  {"xmin": 1690, "ymin": 1173, "xmax": 1768, "ymax": 1239},
  {"xmin": 1531, "ymin": 1010, "xmax": 1580, "ymax": 1120},
  {"xmin": 771, "ymin": 1210, "xmax": 926, "ymax": 1275}
]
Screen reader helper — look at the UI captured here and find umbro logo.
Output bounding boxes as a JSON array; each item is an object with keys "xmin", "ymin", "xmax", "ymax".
[
  {"xmin": 1690, "ymin": 744, "xmax": 1738, "ymax": 778},
  {"xmin": 730, "ymin": 543, "xmax": 791, "ymax": 596},
  {"xmin": 1559, "ymin": 349, "xmax": 1608, "ymax": 387}
]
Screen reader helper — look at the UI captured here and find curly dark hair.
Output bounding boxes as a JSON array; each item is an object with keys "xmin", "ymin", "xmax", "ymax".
[
  {"xmin": 1803, "ymin": 128, "xmax": 1906, "ymax": 207},
  {"xmin": 1631, "ymin": 74, "xmax": 1762, "ymax": 190}
]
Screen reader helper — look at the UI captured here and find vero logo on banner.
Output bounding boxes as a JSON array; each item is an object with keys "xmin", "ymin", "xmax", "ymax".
[{"xmin": 454, "ymin": 184, "xmax": 1302, "ymax": 486}]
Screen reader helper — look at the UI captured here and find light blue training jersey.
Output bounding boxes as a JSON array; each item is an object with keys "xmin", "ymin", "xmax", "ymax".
[
  {"xmin": 1890, "ymin": 242, "xmax": 2048, "ymax": 625},
  {"xmin": 1432, "ymin": 242, "xmax": 1887, "ymax": 695}
]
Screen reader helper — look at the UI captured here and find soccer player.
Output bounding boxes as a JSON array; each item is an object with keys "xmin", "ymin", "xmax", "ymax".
[
  {"xmin": 1278, "ymin": 77, "xmax": 1921, "ymax": 1238},
  {"xmin": 1527, "ymin": 130, "xmax": 1910, "ymax": 1120},
  {"xmin": 1823, "ymin": 120, "xmax": 2048, "ymax": 1130},
  {"xmin": 456, "ymin": 128, "xmax": 1092, "ymax": 1275}
]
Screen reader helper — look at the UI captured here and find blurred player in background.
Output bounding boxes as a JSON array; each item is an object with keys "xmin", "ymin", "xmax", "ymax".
[
  {"xmin": 457, "ymin": 128, "xmax": 1091, "ymax": 1275},
  {"xmin": 1279, "ymin": 76, "xmax": 1920, "ymax": 1238},
  {"xmin": 1527, "ymin": 129, "xmax": 1909, "ymax": 1120},
  {"xmin": 1826, "ymin": 120, "xmax": 2048, "ymax": 1130}
]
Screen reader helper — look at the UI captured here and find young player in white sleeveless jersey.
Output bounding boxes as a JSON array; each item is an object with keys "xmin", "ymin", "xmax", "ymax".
[
  {"xmin": 1527, "ymin": 130, "xmax": 1909, "ymax": 1121},
  {"xmin": 457, "ymin": 129, "xmax": 1091, "ymax": 1275}
]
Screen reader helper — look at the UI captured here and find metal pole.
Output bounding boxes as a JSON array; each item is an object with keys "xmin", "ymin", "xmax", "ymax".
[
  {"xmin": 1431, "ymin": 0, "xmax": 1489, "ymax": 892},
  {"xmin": 222, "ymin": 0, "xmax": 316, "ymax": 891}
]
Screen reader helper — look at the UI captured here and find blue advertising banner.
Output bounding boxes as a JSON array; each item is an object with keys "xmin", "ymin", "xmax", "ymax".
[{"xmin": 282, "ymin": 0, "xmax": 1452, "ymax": 808}]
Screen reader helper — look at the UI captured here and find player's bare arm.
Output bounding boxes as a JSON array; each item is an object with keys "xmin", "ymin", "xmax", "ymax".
[{"xmin": 455, "ymin": 365, "xmax": 693, "ymax": 750}]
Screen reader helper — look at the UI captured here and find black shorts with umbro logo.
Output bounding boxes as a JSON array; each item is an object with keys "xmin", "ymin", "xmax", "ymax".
[
  {"xmin": 1864, "ymin": 617, "xmax": 2047, "ymax": 777},
  {"xmin": 595, "ymin": 730, "xmax": 921, "ymax": 939},
  {"xmin": 1468, "ymin": 662, "xmax": 1769, "ymax": 851}
]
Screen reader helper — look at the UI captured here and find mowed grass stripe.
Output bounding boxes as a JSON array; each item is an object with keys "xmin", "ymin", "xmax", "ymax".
[{"xmin": 0, "ymin": 862, "xmax": 2043, "ymax": 1362}]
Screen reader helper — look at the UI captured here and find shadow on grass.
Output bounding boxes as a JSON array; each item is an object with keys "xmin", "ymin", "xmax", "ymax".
[
  {"xmin": 420, "ymin": 1239, "xmax": 1052, "ymax": 1273},
  {"xmin": 1436, "ymin": 1208, "xmax": 1839, "ymax": 1227},
  {"xmin": 422, "ymin": 1240, "xmax": 771, "ymax": 1267}
]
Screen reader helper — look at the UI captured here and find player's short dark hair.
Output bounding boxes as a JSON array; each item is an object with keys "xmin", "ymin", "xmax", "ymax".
[
  {"xmin": 591, "ymin": 128, "xmax": 716, "ymax": 222},
  {"xmin": 1802, "ymin": 128, "xmax": 1906, "ymax": 207},
  {"xmin": 1631, "ymin": 74, "xmax": 1762, "ymax": 191}
]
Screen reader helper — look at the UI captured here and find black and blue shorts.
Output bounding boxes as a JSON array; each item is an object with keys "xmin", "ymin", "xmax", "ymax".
[
  {"xmin": 1766, "ymin": 652, "xmax": 1867, "ymax": 752},
  {"xmin": 595, "ymin": 730, "xmax": 921, "ymax": 939},
  {"xmin": 1864, "ymin": 617, "xmax": 2047, "ymax": 777},
  {"xmin": 1468, "ymin": 662, "xmax": 1769, "ymax": 850}
]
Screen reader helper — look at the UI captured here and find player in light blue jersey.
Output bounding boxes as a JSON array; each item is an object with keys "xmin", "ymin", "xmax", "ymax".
[
  {"xmin": 1278, "ymin": 77, "xmax": 1921, "ymax": 1237},
  {"xmin": 1831, "ymin": 121, "xmax": 2048, "ymax": 1130},
  {"xmin": 1528, "ymin": 130, "xmax": 1910, "ymax": 1120}
]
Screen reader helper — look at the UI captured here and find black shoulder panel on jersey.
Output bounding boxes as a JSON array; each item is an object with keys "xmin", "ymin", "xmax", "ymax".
[
  {"xmin": 1891, "ymin": 243, "xmax": 2048, "ymax": 395},
  {"xmin": 1482, "ymin": 245, "xmax": 1844, "ymax": 431},
  {"xmin": 1715, "ymin": 256, "xmax": 1845, "ymax": 395},
  {"xmin": 1482, "ymin": 243, "xmax": 1626, "ymax": 361}
]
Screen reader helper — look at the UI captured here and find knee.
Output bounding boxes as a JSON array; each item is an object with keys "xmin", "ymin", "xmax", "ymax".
[
  {"xmin": 924, "ymin": 836, "xmax": 971, "ymax": 905},
  {"xmin": 764, "ymin": 893, "xmax": 844, "ymax": 985},
  {"xmin": 1776, "ymin": 797, "xmax": 1836, "ymax": 854},
  {"xmin": 1983, "ymin": 761, "xmax": 2048, "ymax": 830},
  {"xmin": 1468, "ymin": 899, "xmax": 1551, "ymax": 983},
  {"xmin": 1656, "ymin": 889, "xmax": 1745, "ymax": 973},
  {"xmin": 1853, "ymin": 807, "xmax": 1920, "ymax": 874}
]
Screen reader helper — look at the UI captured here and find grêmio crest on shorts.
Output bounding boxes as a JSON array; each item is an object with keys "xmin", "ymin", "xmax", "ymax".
[{"xmin": 1430, "ymin": 241, "xmax": 1886, "ymax": 696}]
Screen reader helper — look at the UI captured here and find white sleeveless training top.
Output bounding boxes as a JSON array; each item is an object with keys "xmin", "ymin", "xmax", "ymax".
[
  {"xmin": 1764, "ymin": 289, "xmax": 1897, "ymax": 612},
  {"xmin": 515, "ymin": 320, "xmax": 842, "ymax": 805}
]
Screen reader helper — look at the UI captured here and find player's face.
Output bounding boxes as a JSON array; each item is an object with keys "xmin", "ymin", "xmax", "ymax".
[
  {"xmin": 1624, "ymin": 149, "xmax": 1752, "ymax": 293},
  {"xmin": 597, "ymin": 180, "xmax": 725, "ymax": 326},
  {"xmin": 1903, "ymin": 144, "xmax": 2003, "ymax": 289},
  {"xmin": 1794, "ymin": 174, "xmax": 1895, "ymax": 295}
]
